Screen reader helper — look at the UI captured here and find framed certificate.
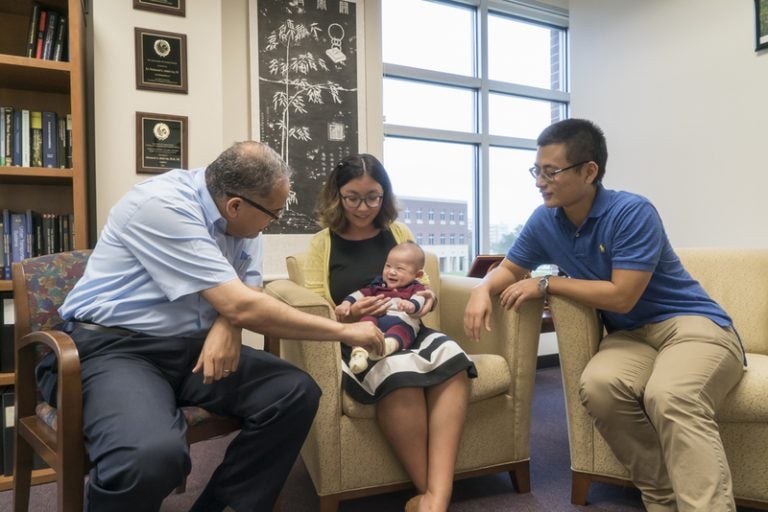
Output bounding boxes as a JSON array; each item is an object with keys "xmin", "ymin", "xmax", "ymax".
[
  {"xmin": 136, "ymin": 112, "xmax": 188, "ymax": 174},
  {"xmin": 135, "ymin": 28, "xmax": 188, "ymax": 93},
  {"xmin": 133, "ymin": 0, "xmax": 186, "ymax": 17}
]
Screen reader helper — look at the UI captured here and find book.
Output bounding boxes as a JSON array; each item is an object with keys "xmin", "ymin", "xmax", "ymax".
[
  {"xmin": 25, "ymin": 210, "xmax": 41, "ymax": 257},
  {"xmin": 0, "ymin": 218, "xmax": 4, "ymax": 280},
  {"xmin": 0, "ymin": 107, "xmax": 5, "ymax": 166},
  {"xmin": 65, "ymin": 114, "xmax": 73, "ymax": 168},
  {"xmin": 3, "ymin": 107, "xmax": 12, "ymax": 166},
  {"xmin": 11, "ymin": 110, "xmax": 22, "ymax": 167},
  {"xmin": 0, "ymin": 299, "xmax": 13, "ymax": 373},
  {"xmin": 1, "ymin": 210, "xmax": 9, "ymax": 279},
  {"xmin": 52, "ymin": 15, "xmax": 68, "ymax": 62},
  {"xmin": 30, "ymin": 111, "xmax": 43, "ymax": 167},
  {"xmin": 10, "ymin": 212, "xmax": 28, "ymax": 263},
  {"xmin": 60, "ymin": 214, "xmax": 70, "ymax": 252},
  {"xmin": 42, "ymin": 10, "xmax": 59, "ymax": 61},
  {"xmin": 21, "ymin": 109, "xmax": 31, "ymax": 167},
  {"xmin": 56, "ymin": 116, "xmax": 66, "ymax": 168},
  {"xmin": 42, "ymin": 111, "xmax": 57, "ymax": 168},
  {"xmin": 34, "ymin": 9, "xmax": 47, "ymax": 59},
  {"xmin": 1, "ymin": 386, "xmax": 12, "ymax": 476},
  {"xmin": 25, "ymin": 3, "xmax": 42, "ymax": 58}
]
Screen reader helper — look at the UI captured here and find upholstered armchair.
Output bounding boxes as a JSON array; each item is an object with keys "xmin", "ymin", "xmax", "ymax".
[
  {"xmin": 264, "ymin": 251, "xmax": 544, "ymax": 512},
  {"xmin": 549, "ymin": 248, "xmax": 768, "ymax": 510}
]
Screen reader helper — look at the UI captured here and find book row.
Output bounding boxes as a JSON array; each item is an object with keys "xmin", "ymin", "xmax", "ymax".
[
  {"xmin": 25, "ymin": 3, "xmax": 68, "ymax": 62},
  {"xmin": 0, "ymin": 108, "xmax": 72, "ymax": 169},
  {"xmin": 1, "ymin": 210, "xmax": 76, "ymax": 281}
]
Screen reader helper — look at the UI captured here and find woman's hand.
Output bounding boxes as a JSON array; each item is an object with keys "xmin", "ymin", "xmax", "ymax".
[{"xmin": 413, "ymin": 288, "xmax": 437, "ymax": 317}]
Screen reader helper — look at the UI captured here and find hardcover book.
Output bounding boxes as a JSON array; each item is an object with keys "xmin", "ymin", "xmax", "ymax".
[
  {"xmin": 42, "ymin": 10, "xmax": 59, "ymax": 61},
  {"xmin": 30, "ymin": 110, "xmax": 43, "ymax": 167},
  {"xmin": 42, "ymin": 111, "xmax": 57, "ymax": 168},
  {"xmin": 11, "ymin": 109, "xmax": 22, "ymax": 166},
  {"xmin": 21, "ymin": 109, "xmax": 31, "ymax": 167},
  {"xmin": 25, "ymin": 3, "xmax": 41, "ymax": 58}
]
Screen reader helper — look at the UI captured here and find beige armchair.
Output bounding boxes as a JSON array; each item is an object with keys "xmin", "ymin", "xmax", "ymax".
[
  {"xmin": 550, "ymin": 248, "xmax": 768, "ymax": 510},
  {"xmin": 264, "ymin": 251, "xmax": 544, "ymax": 512}
]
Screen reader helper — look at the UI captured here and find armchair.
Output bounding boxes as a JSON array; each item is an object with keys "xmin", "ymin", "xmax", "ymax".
[
  {"xmin": 264, "ymin": 251, "xmax": 544, "ymax": 512},
  {"xmin": 549, "ymin": 248, "xmax": 768, "ymax": 509},
  {"xmin": 12, "ymin": 250, "xmax": 242, "ymax": 512}
]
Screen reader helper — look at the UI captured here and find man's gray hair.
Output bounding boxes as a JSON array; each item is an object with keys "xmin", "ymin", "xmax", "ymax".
[{"xmin": 205, "ymin": 141, "xmax": 292, "ymax": 199}]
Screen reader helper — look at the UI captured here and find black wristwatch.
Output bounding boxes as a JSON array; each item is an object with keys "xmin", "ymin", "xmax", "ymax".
[{"xmin": 537, "ymin": 275, "xmax": 551, "ymax": 296}]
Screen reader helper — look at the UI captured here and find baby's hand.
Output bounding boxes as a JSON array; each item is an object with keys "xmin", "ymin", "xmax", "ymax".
[
  {"xmin": 398, "ymin": 300, "xmax": 416, "ymax": 314},
  {"xmin": 335, "ymin": 302, "xmax": 352, "ymax": 322}
]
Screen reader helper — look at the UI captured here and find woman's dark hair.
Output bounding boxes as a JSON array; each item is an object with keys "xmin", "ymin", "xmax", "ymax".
[
  {"xmin": 315, "ymin": 153, "xmax": 398, "ymax": 232},
  {"xmin": 537, "ymin": 118, "xmax": 608, "ymax": 183}
]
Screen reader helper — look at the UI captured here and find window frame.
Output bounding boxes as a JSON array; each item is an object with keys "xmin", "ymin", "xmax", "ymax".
[{"xmin": 382, "ymin": 0, "xmax": 570, "ymax": 255}]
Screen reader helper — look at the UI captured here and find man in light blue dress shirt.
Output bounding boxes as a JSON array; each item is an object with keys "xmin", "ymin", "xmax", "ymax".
[{"xmin": 39, "ymin": 141, "xmax": 384, "ymax": 512}]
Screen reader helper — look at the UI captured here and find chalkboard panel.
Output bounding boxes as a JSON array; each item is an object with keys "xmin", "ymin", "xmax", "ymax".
[{"xmin": 256, "ymin": 0, "xmax": 359, "ymax": 234}]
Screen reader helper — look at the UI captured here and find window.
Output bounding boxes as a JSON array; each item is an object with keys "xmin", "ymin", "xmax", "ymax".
[{"xmin": 382, "ymin": 0, "xmax": 569, "ymax": 267}]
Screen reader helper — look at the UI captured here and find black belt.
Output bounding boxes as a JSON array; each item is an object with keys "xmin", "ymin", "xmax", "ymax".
[{"xmin": 60, "ymin": 320, "xmax": 135, "ymax": 337}]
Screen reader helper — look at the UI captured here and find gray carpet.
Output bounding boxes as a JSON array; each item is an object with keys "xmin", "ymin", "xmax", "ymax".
[{"xmin": 0, "ymin": 367, "xmax": 760, "ymax": 511}]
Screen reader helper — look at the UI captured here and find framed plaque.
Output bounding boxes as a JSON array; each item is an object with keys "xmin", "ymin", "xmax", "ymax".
[
  {"xmin": 135, "ymin": 28, "xmax": 188, "ymax": 93},
  {"xmin": 136, "ymin": 112, "xmax": 188, "ymax": 174},
  {"xmin": 133, "ymin": 0, "xmax": 186, "ymax": 17}
]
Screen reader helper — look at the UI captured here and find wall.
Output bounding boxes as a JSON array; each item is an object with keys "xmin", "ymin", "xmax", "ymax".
[
  {"xmin": 91, "ymin": 2, "xmax": 226, "ymax": 227},
  {"xmin": 569, "ymin": 0, "xmax": 768, "ymax": 248}
]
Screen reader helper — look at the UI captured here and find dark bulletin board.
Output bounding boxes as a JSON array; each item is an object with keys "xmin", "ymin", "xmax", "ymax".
[{"xmin": 255, "ymin": 0, "xmax": 359, "ymax": 234}]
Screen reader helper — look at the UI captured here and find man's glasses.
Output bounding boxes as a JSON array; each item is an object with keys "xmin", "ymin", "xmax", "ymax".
[
  {"xmin": 341, "ymin": 194, "xmax": 383, "ymax": 209},
  {"xmin": 528, "ymin": 160, "xmax": 590, "ymax": 182},
  {"xmin": 226, "ymin": 192, "xmax": 283, "ymax": 221}
]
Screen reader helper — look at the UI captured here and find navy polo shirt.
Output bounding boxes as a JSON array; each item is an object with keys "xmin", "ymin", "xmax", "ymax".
[{"xmin": 507, "ymin": 185, "xmax": 731, "ymax": 333}]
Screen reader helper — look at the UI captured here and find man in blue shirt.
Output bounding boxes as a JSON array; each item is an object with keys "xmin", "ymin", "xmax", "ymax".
[
  {"xmin": 464, "ymin": 119, "xmax": 744, "ymax": 511},
  {"xmin": 42, "ymin": 141, "xmax": 384, "ymax": 512}
]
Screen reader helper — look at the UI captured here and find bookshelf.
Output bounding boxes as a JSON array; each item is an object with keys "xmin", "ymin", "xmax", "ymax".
[{"xmin": 0, "ymin": 0, "xmax": 88, "ymax": 491}]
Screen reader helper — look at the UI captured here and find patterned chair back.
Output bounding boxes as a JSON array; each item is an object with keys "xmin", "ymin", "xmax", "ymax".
[{"xmin": 13, "ymin": 250, "xmax": 92, "ymax": 337}]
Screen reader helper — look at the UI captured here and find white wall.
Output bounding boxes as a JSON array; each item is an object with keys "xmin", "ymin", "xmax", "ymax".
[
  {"xmin": 569, "ymin": 0, "xmax": 768, "ymax": 249},
  {"xmin": 91, "ymin": 2, "xmax": 226, "ymax": 228}
]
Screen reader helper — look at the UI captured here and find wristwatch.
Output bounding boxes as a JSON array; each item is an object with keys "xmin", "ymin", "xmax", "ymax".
[{"xmin": 537, "ymin": 275, "xmax": 552, "ymax": 297}]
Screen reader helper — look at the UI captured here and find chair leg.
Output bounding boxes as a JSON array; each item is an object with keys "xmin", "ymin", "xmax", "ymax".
[
  {"xmin": 509, "ymin": 460, "xmax": 531, "ymax": 494},
  {"xmin": 12, "ymin": 435, "xmax": 33, "ymax": 512},
  {"xmin": 59, "ymin": 470, "xmax": 85, "ymax": 512},
  {"xmin": 319, "ymin": 494, "xmax": 341, "ymax": 512},
  {"xmin": 571, "ymin": 471, "xmax": 592, "ymax": 505}
]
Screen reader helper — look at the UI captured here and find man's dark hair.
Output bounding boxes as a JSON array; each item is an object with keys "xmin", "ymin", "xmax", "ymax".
[
  {"xmin": 315, "ymin": 153, "xmax": 398, "ymax": 232},
  {"xmin": 537, "ymin": 118, "xmax": 608, "ymax": 183},
  {"xmin": 205, "ymin": 141, "xmax": 291, "ymax": 199}
]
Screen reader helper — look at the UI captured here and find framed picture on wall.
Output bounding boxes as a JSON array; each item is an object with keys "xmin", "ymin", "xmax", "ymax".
[
  {"xmin": 756, "ymin": 0, "xmax": 768, "ymax": 51},
  {"xmin": 248, "ymin": 0, "xmax": 363, "ymax": 234},
  {"xmin": 135, "ymin": 28, "xmax": 188, "ymax": 93},
  {"xmin": 136, "ymin": 112, "xmax": 188, "ymax": 174},
  {"xmin": 133, "ymin": 0, "xmax": 186, "ymax": 17}
]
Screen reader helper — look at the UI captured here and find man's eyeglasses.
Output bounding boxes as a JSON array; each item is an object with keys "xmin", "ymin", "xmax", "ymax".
[
  {"xmin": 226, "ymin": 192, "xmax": 284, "ymax": 222},
  {"xmin": 341, "ymin": 194, "xmax": 383, "ymax": 209},
  {"xmin": 528, "ymin": 160, "xmax": 590, "ymax": 182}
]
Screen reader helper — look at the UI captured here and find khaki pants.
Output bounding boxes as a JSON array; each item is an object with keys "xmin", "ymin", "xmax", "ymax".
[{"xmin": 579, "ymin": 315, "xmax": 744, "ymax": 512}]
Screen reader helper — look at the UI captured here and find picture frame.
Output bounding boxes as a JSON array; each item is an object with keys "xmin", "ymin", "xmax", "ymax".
[
  {"xmin": 134, "ymin": 27, "xmax": 188, "ymax": 94},
  {"xmin": 135, "ymin": 112, "xmax": 188, "ymax": 174},
  {"xmin": 756, "ymin": 0, "xmax": 768, "ymax": 51},
  {"xmin": 133, "ymin": 0, "xmax": 186, "ymax": 17}
]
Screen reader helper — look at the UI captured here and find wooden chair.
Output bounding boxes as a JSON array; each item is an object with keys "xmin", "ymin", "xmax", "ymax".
[{"xmin": 12, "ymin": 250, "xmax": 243, "ymax": 512}]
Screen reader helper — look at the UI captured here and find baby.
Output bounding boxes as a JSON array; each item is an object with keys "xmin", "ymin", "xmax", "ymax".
[{"xmin": 336, "ymin": 241, "xmax": 428, "ymax": 374}]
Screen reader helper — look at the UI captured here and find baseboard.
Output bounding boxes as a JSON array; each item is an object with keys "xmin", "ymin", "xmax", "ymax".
[{"xmin": 537, "ymin": 353, "xmax": 560, "ymax": 369}]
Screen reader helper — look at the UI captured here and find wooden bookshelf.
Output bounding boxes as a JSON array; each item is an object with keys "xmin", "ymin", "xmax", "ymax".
[{"xmin": 0, "ymin": 0, "xmax": 88, "ymax": 492}]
